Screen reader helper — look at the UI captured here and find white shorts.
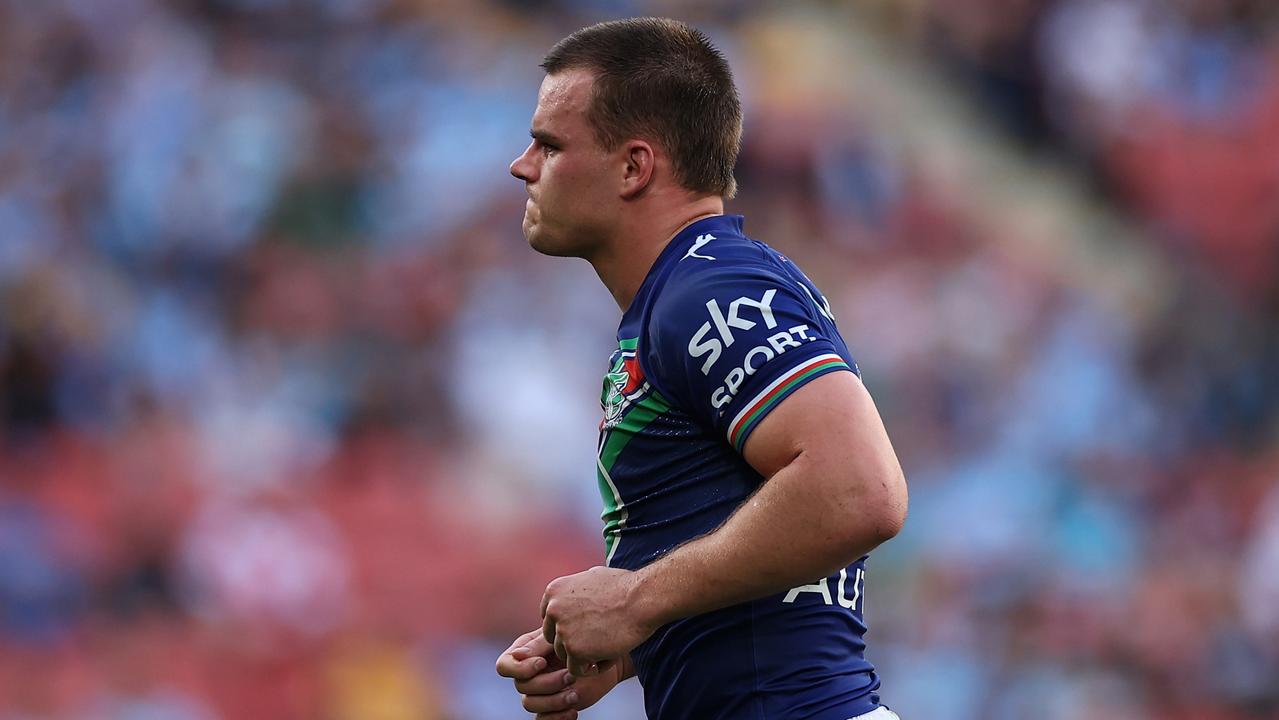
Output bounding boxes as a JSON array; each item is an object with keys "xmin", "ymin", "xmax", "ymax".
[{"xmin": 850, "ymin": 708, "xmax": 901, "ymax": 720}]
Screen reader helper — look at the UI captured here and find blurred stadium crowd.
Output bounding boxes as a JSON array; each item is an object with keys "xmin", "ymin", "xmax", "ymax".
[{"xmin": 1, "ymin": 0, "xmax": 1277, "ymax": 718}]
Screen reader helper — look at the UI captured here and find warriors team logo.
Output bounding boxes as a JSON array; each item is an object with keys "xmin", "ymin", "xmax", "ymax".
[{"xmin": 601, "ymin": 348, "xmax": 646, "ymax": 429}]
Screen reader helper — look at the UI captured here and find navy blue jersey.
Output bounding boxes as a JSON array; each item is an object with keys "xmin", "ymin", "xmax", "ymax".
[{"xmin": 596, "ymin": 215, "xmax": 883, "ymax": 720}]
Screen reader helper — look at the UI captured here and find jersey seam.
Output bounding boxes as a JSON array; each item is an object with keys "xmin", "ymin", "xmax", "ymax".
[{"xmin": 633, "ymin": 337, "xmax": 684, "ymax": 432}]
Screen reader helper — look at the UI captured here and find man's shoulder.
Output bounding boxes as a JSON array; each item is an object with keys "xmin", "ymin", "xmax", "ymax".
[{"xmin": 655, "ymin": 232, "xmax": 790, "ymax": 311}]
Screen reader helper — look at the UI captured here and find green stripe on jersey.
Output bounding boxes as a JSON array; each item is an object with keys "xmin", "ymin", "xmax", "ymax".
[{"xmin": 597, "ymin": 338, "xmax": 671, "ymax": 563}]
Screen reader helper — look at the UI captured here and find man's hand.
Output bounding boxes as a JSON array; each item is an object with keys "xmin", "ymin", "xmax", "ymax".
[
  {"xmin": 496, "ymin": 628, "xmax": 626, "ymax": 719},
  {"xmin": 540, "ymin": 566, "xmax": 659, "ymax": 677}
]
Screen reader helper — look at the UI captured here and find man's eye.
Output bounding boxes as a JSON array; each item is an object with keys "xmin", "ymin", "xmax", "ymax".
[{"xmin": 541, "ymin": 144, "xmax": 557, "ymax": 155}]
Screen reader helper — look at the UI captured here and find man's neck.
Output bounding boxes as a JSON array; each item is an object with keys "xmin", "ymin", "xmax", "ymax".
[{"xmin": 590, "ymin": 196, "xmax": 725, "ymax": 311}]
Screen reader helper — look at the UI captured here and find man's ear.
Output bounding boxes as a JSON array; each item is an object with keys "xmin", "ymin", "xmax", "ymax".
[{"xmin": 619, "ymin": 140, "xmax": 655, "ymax": 199}]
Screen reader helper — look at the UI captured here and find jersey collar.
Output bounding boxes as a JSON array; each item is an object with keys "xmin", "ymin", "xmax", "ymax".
[{"xmin": 623, "ymin": 214, "xmax": 745, "ymax": 317}]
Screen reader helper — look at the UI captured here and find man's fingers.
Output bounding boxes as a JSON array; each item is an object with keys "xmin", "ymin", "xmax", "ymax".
[
  {"xmin": 521, "ymin": 686, "xmax": 581, "ymax": 714},
  {"xmin": 515, "ymin": 668, "xmax": 575, "ymax": 696},
  {"xmin": 542, "ymin": 612, "xmax": 556, "ymax": 647},
  {"xmin": 519, "ymin": 631, "xmax": 556, "ymax": 659},
  {"xmin": 496, "ymin": 651, "xmax": 548, "ymax": 680},
  {"xmin": 497, "ymin": 629, "xmax": 559, "ymax": 679},
  {"xmin": 536, "ymin": 712, "xmax": 578, "ymax": 720}
]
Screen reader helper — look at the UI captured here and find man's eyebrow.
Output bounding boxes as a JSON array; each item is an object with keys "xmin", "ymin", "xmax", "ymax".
[{"xmin": 530, "ymin": 129, "xmax": 565, "ymax": 146}]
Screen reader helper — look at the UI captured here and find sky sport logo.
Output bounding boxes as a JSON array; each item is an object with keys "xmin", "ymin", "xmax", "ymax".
[{"xmin": 686, "ymin": 288, "xmax": 823, "ymax": 410}]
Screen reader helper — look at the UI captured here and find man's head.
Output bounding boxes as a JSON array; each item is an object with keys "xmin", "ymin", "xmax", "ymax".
[{"xmin": 510, "ymin": 17, "xmax": 742, "ymax": 258}]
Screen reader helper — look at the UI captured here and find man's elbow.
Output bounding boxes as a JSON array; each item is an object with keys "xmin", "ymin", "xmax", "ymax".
[
  {"xmin": 874, "ymin": 473, "xmax": 908, "ymax": 542},
  {"xmin": 843, "ymin": 465, "xmax": 908, "ymax": 549}
]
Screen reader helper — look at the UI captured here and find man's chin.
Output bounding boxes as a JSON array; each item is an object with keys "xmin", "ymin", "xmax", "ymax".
[
  {"xmin": 526, "ymin": 226, "xmax": 579, "ymax": 258},
  {"xmin": 529, "ymin": 237, "xmax": 575, "ymax": 258}
]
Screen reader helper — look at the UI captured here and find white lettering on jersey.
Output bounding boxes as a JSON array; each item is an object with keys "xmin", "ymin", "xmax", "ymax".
[
  {"xmin": 688, "ymin": 322, "xmax": 722, "ymax": 375},
  {"xmin": 784, "ymin": 569, "xmax": 864, "ymax": 613},
  {"xmin": 729, "ymin": 290, "xmax": 777, "ymax": 333},
  {"xmin": 783, "ymin": 578, "xmax": 833, "ymax": 605},
  {"xmin": 837, "ymin": 567, "xmax": 864, "ymax": 611},
  {"xmin": 708, "ymin": 325, "xmax": 819, "ymax": 409},
  {"xmin": 688, "ymin": 289, "xmax": 779, "ymax": 375},
  {"xmin": 767, "ymin": 331, "xmax": 801, "ymax": 354},
  {"xmin": 707, "ymin": 298, "xmax": 737, "ymax": 349},
  {"xmin": 743, "ymin": 345, "xmax": 774, "ymax": 374}
]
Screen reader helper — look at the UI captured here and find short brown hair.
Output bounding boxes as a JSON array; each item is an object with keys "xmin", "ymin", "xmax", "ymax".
[{"xmin": 542, "ymin": 17, "xmax": 743, "ymax": 198}]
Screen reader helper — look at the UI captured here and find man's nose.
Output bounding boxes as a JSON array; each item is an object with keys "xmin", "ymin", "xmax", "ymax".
[{"xmin": 510, "ymin": 143, "xmax": 536, "ymax": 182}]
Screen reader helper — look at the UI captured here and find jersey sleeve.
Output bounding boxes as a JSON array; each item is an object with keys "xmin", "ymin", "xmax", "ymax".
[{"xmin": 645, "ymin": 263, "xmax": 856, "ymax": 453}]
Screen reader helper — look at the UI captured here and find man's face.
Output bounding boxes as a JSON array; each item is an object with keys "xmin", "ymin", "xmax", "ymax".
[{"xmin": 510, "ymin": 69, "xmax": 619, "ymax": 258}]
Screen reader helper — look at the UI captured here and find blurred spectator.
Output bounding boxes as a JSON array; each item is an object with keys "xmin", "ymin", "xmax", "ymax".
[
  {"xmin": 0, "ymin": 494, "xmax": 87, "ymax": 645},
  {"xmin": 179, "ymin": 490, "xmax": 351, "ymax": 638}
]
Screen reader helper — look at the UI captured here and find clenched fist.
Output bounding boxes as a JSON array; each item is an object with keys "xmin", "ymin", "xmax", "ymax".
[{"xmin": 540, "ymin": 565, "xmax": 661, "ymax": 677}]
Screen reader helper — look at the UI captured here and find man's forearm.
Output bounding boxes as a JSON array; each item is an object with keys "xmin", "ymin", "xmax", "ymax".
[{"xmin": 628, "ymin": 450, "xmax": 901, "ymax": 629}]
